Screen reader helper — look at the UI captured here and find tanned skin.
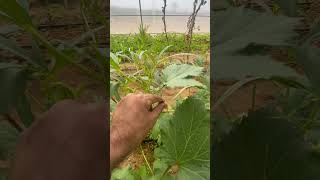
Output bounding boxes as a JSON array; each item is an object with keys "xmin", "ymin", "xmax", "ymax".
[
  {"xmin": 8, "ymin": 93, "xmax": 166, "ymax": 180},
  {"xmin": 110, "ymin": 93, "xmax": 167, "ymax": 169}
]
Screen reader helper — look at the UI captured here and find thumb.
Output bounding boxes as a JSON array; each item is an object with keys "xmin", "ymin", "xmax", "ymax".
[{"xmin": 149, "ymin": 102, "xmax": 167, "ymax": 120}]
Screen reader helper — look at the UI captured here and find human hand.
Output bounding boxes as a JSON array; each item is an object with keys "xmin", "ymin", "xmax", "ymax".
[{"xmin": 110, "ymin": 93, "xmax": 167, "ymax": 168}]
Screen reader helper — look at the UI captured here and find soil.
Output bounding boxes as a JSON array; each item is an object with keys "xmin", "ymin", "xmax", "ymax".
[
  {"xmin": 213, "ymin": 80, "xmax": 281, "ymax": 116},
  {"xmin": 118, "ymin": 141, "xmax": 157, "ymax": 170},
  {"xmin": 0, "ymin": 160, "xmax": 8, "ymax": 169}
]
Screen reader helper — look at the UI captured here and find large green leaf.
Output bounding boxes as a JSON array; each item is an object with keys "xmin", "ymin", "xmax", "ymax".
[
  {"xmin": 16, "ymin": 0, "xmax": 29, "ymax": 12},
  {"xmin": 213, "ymin": 7, "xmax": 298, "ymax": 54},
  {"xmin": 213, "ymin": 55, "xmax": 301, "ymax": 80},
  {"xmin": 146, "ymin": 160, "xmax": 175, "ymax": 180},
  {"xmin": 0, "ymin": 0, "xmax": 33, "ymax": 27},
  {"xmin": 213, "ymin": 109, "xmax": 320, "ymax": 180},
  {"xmin": 212, "ymin": 7, "xmax": 300, "ymax": 80},
  {"xmin": 162, "ymin": 64, "xmax": 204, "ymax": 88},
  {"xmin": 155, "ymin": 97, "xmax": 210, "ymax": 179},
  {"xmin": 149, "ymin": 113, "xmax": 171, "ymax": 143},
  {"xmin": 111, "ymin": 166, "xmax": 137, "ymax": 180},
  {"xmin": 0, "ymin": 63, "xmax": 29, "ymax": 114}
]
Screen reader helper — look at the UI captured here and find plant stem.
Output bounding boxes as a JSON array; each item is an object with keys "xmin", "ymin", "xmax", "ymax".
[
  {"xmin": 160, "ymin": 165, "xmax": 171, "ymax": 180},
  {"xmin": 173, "ymin": 86, "xmax": 191, "ymax": 99},
  {"xmin": 26, "ymin": 26, "xmax": 103, "ymax": 83},
  {"xmin": 80, "ymin": 1, "xmax": 97, "ymax": 43},
  {"xmin": 162, "ymin": 0, "xmax": 169, "ymax": 43},
  {"xmin": 140, "ymin": 145, "xmax": 154, "ymax": 176},
  {"xmin": 186, "ymin": 0, "xmax": 206, "ymax": 51},
  {"xmin": 26, "ymin": 89, "xmax": 46, "ymax": 111}
]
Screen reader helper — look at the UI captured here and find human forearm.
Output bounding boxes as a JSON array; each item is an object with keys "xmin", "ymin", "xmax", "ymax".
[
  {"xmin": 110, "ymin": 124, "xmax": 135, "ymax": 170},
  {"xmin": 109, "ymin": 94, "xmax": 166, "ymax": 170}
]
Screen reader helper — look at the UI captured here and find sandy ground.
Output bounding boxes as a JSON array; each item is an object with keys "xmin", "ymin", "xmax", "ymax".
[{"xmin": 110, "ymin": 16, "xmax": 210, "ymax": 34}]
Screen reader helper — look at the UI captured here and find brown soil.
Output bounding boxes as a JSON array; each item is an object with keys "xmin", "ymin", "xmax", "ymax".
[
  {"xmin": 30, "ymin": 5, "xmax": 82, "ymax": 25},
  {"xmin": 213, "ymin": 80, "xmax": 281, "ymax": 116},
  {"xmin": 2, "ymin": 4, "xmax": 106, "ymax": 49},
  {"xmin": 0, "ymin": 160, "xmax": 8, "ymax": 169},
  {"xmin": 162, "ymin": 87, "xmax": 199, "ymax": 107},
  {"xmin": 27, "ymin": 66, "xmax": 107, "ymax": 118},
  {"xmin": 117, "ymin": 141, "xmax": 157, "ymax": 170}
]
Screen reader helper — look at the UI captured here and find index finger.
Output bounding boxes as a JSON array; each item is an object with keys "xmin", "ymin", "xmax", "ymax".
[{"xmin": 143, "ymin": 94, "xmax": 164, "ymax": 104}]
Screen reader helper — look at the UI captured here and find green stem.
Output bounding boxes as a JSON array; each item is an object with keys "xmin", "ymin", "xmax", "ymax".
[
  {"xmin": 160, "ymin": 165, "xmax": 171, "ymax": 180},
  {"xmin": 26, "ymin": 89, "xmax": 46, "ymax": 111},
  {"xmin": 140, "ymin": 145, "xmax": 154, "ymax": 176},
  {"xmin": 26, "ymin": 26, "xmax": 103, "ymax": 83},
  {"xmin": 80, "ymin": 1, "xmax": 96, "ymax": 43}
]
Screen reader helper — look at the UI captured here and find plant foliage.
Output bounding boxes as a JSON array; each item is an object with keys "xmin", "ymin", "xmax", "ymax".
[
  {"xmin": 214, "ymin": 109, "xmax": 320, "ymax": 180},
  {"xmin": 155, "ymin": 97, "xmax": 210, "ymax": 179},
  {"xmin": 112, "ymin": 96, "xmax": 210, "ymax": 179},
  {"xmin": 213, "ymin": 6, "xmax": 300, "ymax": 80}
]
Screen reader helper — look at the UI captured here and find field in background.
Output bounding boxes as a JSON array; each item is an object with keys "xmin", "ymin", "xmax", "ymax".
[{"xmin": 111, "ymin": 16, "xmax": 210, "ymax": 34}]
